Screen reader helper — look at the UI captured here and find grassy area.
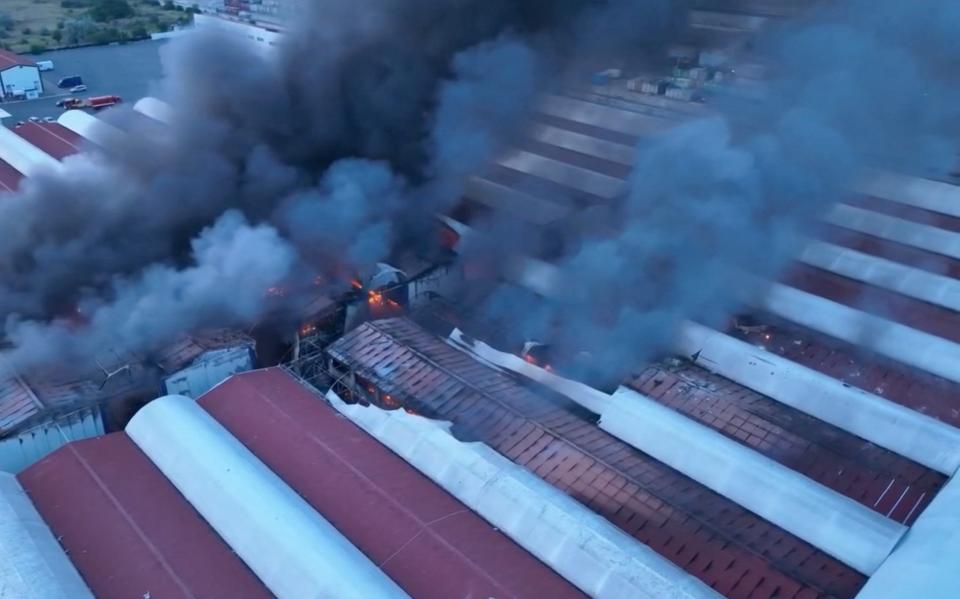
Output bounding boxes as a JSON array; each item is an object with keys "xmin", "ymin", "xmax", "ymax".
[{"xmin": 0, "ymin": 0, "xmax": 193, "ymax": 54}]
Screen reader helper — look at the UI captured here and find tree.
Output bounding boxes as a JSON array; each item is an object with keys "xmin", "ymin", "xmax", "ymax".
[
  {"xmin": 89, "ymin": 0, "xmax": 135, "ymax": 23},
  {"xmin": 63, "ymin": 17, "xmax": 97, "ymax": 45},
  {"xmin": 51, "ymin": 30, "xmax": 63, "ymax": 43}
]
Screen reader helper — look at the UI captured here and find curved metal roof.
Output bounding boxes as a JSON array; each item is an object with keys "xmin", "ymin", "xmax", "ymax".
[
  {"xmin": 200, "ymin": 368, "xmax": 587, "ymax": 599},
  {"xmin": 57, "ymin": 110, "xmax": 125, "ymax": 148},
  {"xmin": 0, "ymin": 472, "xmax": 93, "ymax": 599},
  {"xmin": 0, "ymin": 125, "xmax": 60, "ymax": 175},
  {"xmin": 323, "ymin": 386, "xmax": 721, "ymax": 599},
  {"xmin": 126, "ymin": 394, "xmax": 409, "ymax": 599},
  {"xmin": 133, "ymin": 97, "xmax": 173, "ymax": 124}
]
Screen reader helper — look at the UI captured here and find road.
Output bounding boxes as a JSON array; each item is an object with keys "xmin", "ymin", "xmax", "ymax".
[{"xmin": 0, "ymin": 40, "xmax": 167, "ymax": 122}]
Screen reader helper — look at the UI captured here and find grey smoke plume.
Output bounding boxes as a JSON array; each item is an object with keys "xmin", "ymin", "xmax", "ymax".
[
  {"xmin": 0, "ymin": 0, "xmax": 684, "ymax": 367},
  {"xmin": 4, "ymin": 212, "xmax": 295, "ymax": 366},
  {"xmin": 474, "ymin": 0, "xmax": 960, "ymax": 383}
]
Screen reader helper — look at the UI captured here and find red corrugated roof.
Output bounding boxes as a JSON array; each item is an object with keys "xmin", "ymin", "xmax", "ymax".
[
  {"xmin": 13, "ymin": 122, "xmax": 84, "ymax": 160},
  {"xmin": 200, "ymin": 368, "xmax": 586, "ymax": 599},
  {"xmin": 327, "ymin": 318, "xmax": 868, "ymax": 599},
  {"xmin": 629, "ymin": 363, "xmax": 945, "ymax": 525},
  {"xmin": 17, "ymin": 434, "xmax": 272, "ymax": 599},
  {"xmin": 0, "ymin": 158, "xmax": 23, "ymax": 192},
  {"xmin": 0, "ymin": 374, "xmax": 40, "ymax": 433},
  {"xmin": 0, "ymin": 49, "xmax": 35, "ymax": 70}
]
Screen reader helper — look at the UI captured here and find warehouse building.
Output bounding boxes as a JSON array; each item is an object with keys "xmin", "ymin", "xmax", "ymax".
[
  {"xmin": 0, "ymin": 50, "xmax": 42, "ymax": 100},
  {"xmin": 9, "ymin": 369, "xmax": 589, "ymax": 599}
]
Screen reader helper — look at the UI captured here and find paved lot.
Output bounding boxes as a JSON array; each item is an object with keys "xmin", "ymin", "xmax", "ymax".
[{"xmin": 0, "ymin": 40, "xmax": 167, "ymax": 122}]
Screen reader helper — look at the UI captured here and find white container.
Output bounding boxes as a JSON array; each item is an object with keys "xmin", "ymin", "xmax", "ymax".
[{"xmin": 665, "ymin": 87, "xmax": 694, "ymax": 101}]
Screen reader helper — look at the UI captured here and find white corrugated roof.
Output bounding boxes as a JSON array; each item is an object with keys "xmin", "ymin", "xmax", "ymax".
[
  {"xmin": 57, "ymin": 110, "xmax": 125, "ymax": 148},
  {"xmin": 0, "ymin": 125, "xmax": 60, "ymax": 175},
  {"xmin": 859, "ymin": 471, "xmax": 960, "ymax": 599},
  {"xmin": 126, "ymin": 394, "xmax": 409, "ymax": 599},
  {"xmin": 133, "ymin": 97, "xmax": 173, "ymax": 124},
  {"xmin": 325, "ymin": 389, "xmax": 721, "ymax": 599},
  {"xmin": 674, "ymin": 321, "xmax": 960, "ymax": 476},
  {"xmin": 448, "ymin": 329, "xmax": 909, "ymax": 575},
  {"xmin": 0, "ymin": 472, "xmax": 93, "ymax": 599}
]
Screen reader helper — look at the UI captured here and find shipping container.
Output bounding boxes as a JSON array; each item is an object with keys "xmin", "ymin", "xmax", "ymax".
[{"xmin": 665, "ymin": 87, "xmax": 695, "ymax": 102}]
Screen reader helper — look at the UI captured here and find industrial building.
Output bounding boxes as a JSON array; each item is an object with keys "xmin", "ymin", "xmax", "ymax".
[
  {"xmin": 0, "ymin": 50, "xmax": 42, "ymax": 100},
  {"xmin": 2, "ymin": 1, "xmax": 960, "ymax": 597},
  {"xmin": 0, "ymin": 328, "xmax": 255, "ymax": 474},
  {"xmin": 8, "ymin": 369, "xmax": 588, "ymax": 599}
]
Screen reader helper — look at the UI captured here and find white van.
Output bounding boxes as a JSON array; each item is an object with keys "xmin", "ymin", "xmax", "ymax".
[{"xmin": 36, "ymin": 60, "xmax": 54, "ymax": 72}]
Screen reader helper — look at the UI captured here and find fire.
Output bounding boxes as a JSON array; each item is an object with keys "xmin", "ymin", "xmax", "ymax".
[
  {"xmin": 299, "ymin": 323, "xmax": 317, "ymax": 336},
  {"xmin": 368, "ymin": 290, "xmax": 384, "ymax": 307},
  {"xmin": 522, "ymin": 352, "xmax": 553, "ymax": 372},
  {"xmin": 381, "ymin": 393, "xmax": 400, "ymax": 408},
  {"xmin": 350, "ymin": 279, "xmax": 363, "ymax": 290}
]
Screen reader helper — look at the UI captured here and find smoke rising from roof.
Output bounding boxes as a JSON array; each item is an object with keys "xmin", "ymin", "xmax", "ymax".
[
  {"xmin": 5, "ymin": 212, "xmax": 295, "ymax": 367},
  {"xmin": 0, "ymin": 0, "xmax": 683, "ymax": 368},
  {"xmin": 470, "ymin": 0, "xmax": 960, "ymax": 384}
]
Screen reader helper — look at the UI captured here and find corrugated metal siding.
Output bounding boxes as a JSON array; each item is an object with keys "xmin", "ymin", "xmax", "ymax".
[
  {"xmin": 327, "ymin": 318, "xmax": 868, "ymax": 599},
  {"xmin": 201, "ymin": 368, "xmax": 587, "ymax": 599},
  {"xmin": 0, "ymin": 407, "xmax": 103, "ymax": 473},
  {"xmin": 18, "ymin": 434, "xmax": 273, "ymax": 599}
]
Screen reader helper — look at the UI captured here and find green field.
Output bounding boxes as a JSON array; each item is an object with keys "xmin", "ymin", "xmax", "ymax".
[{"xmin": 0, "ymin": 0, "xmax": 193, "ymax": 54}]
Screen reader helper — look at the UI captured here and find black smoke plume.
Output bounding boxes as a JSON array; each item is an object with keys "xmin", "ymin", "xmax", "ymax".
[
  {"xmin": 468, "ymin": 0, "xmax": 960, "ymax": 384},
  {"xmin": 0, "ymin": 0, "xmax": 684, "ymax": 368}
]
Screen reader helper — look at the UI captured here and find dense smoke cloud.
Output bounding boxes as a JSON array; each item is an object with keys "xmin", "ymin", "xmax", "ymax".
[
  {"xmin": 473, "ymin": 0, "xmax": 960, "ymax": 383},
  {"xmin": 0, "ymin": 0, "xmax": 683, "ymax": 368},
  {"xmin": 5, "ymin": 212, "xmax": 295, "ymax": 366}
]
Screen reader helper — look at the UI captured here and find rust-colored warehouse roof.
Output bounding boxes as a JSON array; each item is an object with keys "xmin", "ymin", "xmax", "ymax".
[
  {"xmin": 16, "ymin": 366, "xmax": 586, "ymax": 599},
  {"xmin": 18, "ymin": 434, "xmax": 272, "ymax": 599},
  {"xmin": 199, "ymin": 368, "xmax": 587, "ymax": 599},
  {"xmin": 327, "ymin": 318, "xmax": 868, "ymax": 599}
]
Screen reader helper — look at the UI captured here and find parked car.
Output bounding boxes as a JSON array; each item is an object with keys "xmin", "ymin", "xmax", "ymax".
[
  {"xmin": 28, "ymin": 116, "xmax": 40, "ymax": 123},
  {"xmin": 43, "ymin": 116, "xmax": 56, "ymax": 123},
  {"xmin": 36, "ymin": 60, "xmax": 54, "ymax": 72},
  {"xmin": 57, "ymin": 75, "xmax": 83, "ymax": 89},
  {"xmin": 70, "ymin": 84, "xmax": 88, "ymax": 93}
]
